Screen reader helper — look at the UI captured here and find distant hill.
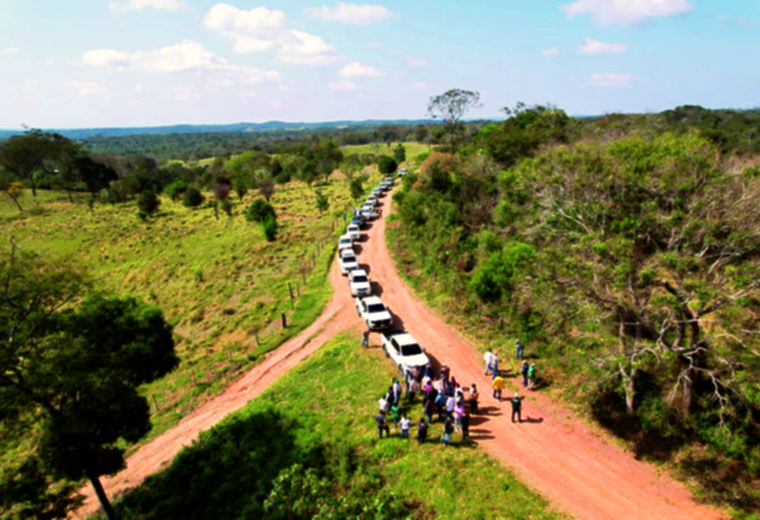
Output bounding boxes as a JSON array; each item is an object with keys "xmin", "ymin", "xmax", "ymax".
[{"xmin": 0, "ymin": 120, "xmax": 438, "ymax": 140}]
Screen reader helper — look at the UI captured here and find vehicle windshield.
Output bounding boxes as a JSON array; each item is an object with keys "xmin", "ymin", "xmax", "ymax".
[
  {"xmin": 352, "ymin": 275, "xmax": 368, "ymax": 283},
  {"xmin": 367, "ymin": 304, "xmax": 386, "ymax": 313},
  {"xmin": 401, "ymin": 344, "xmax": 423, "ymax": 356},
  {"xmin": 340, "ymin": 239, "xmax": 351, "ymax": 244},
  {"xmin": 343, "ymin": 255, "xmax": 356, "ymax": 262}
]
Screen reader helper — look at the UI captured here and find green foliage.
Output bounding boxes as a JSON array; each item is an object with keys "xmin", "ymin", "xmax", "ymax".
[
  {"xmin": 164, "ymin": 180, "xmax": 188, "ymax": 202},
  {"xmin": 393, "ymin": 143, "xmax": 406, "ymax": 164},
  {"xmin": 378, "ymin": 155, "xmax": 398, "ymax": 175},
  {"xmin": 315, "ymin": 190, "xmax": 329, "ymax": 214},
  {"xmin": 349, "ymin": 177, "xmax": 364, "ymax": 202},
  {"xmin": 233, "ymin": 179, "xmax": 248, "ymax": 200},
  {"xmin": 469, "ymin": 243, "xmax": 535, "ymax": 303},
  {"xmin": 261, "ymin": 215, "xmax": 278, "ymax": 242},
  {"xmin": 182, "ymin": 186, "xmax": 205, "ymax": 208},
  {"xmin": 246, "ymin": 199, "xmax": 277, "ymax": 223},
  {"xmin": 137, "ymin": 190, "xmax": 160, "ymax": 216}
]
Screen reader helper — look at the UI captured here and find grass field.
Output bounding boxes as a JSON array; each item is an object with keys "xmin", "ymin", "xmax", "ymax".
[
  {"xmin": 0, "ymin": 174, "xmax": 379, "ymax": 447},
  {"xmin": 342, "ymin": 141, "xmax": 433, "ymax": 162},
  {"xmin": 104, "ymin": 335, "xmax": 565, "ymax": 520}
]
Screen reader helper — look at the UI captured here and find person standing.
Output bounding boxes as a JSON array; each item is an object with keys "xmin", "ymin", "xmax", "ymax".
[
  {"xmin": 445, "ymin": 394, "xmax": 456, "ymax": 421},
  {"xmin": 468, "ymin": 384, "xmax": 480, "ymax": 415},
  {"xmin": 362, "ymin": 329, "xmax": 370, "ymax": 349},
  {"xmin": 528, "ymin": 363, "xmax": 537, "ymax": 390},
  {"xmin": 442, "ymin": 418, "xmax": 454, "ymax": 446},
  {"xmin": 521, "ymin": 361, "xmax": 529, "ymax": 387},
  {"xmin": 391, "ymin": 402, "xmax": 401, "ymax": 428},
  {"xmin": 375, "ymin": 411, "xmax": 390, "ymax": 439},
  {"xmin": 423, "ymin": 397, "xmax": 434, "ymax": 424},
  {"xmin": 400, "ymin": 413, "xmax": 410, "ymax": 439},
  {"xmin": 440, "ymin": 364, "xmax": 451, "ymax": 384},
  {"xmin": 492, "ymin": 374, "xmax": 505, "ymax": 401},
  {"xmin": 483, "ymin": 348, "xmax": 494, "ymax": 376},
  {"xmin": 393, "ymin": 379, "xmax": 403, "ymax": 405},
  {"xmin": 515, "ymin": 339, "xmax": 524, "ymax": 360},
  {"xmin": 378, "ymin": 394, "xmax": 388, "ymax": 414},
  {"xmin": 454, "ymin": 402, "xmax": 464, "ymax": 433},
  {"xmin": 491, "ymin": 351, "xmax": 500, "ymax": 380},
  {"xmin": 408, "ymin": 376, "xmax": 420, "ymax": 403},
  {"xmin": 417, "ymin": 418, "xmax": 428, "ymax": 444},
  {"xmin": 461, "ymin": 412, "xmax": 471, "ymax": 439},
  {"xmin": 510, "ymin": 393, "xmax": 523, "ymax": 423}
]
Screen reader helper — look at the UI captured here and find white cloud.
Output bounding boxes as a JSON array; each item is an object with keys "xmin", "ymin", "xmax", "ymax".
[
  {"xmin": 560, "ymin": 0, "xmax": 693, "ymax": 26},
  {"xmin": 338, "ymin": 61, "xmax": 382, "ymax": 78},
  {"xmin": 578, "ymin": 38, "xmax": 628, "ymax": 54},
  {"xmin": 412, "ymin": 81, "xmax": 427, "ymax": 89},
  {"xmin": 204, "ymin": 3, "xmax": 336, "ymax": 66},
  {"xmin": 109, "ymin": 0, "xmax": 186, "ymax": 12},
  {"xmin": 587, "ymin": 73, "xmax": 634, "ymax": 87},
  {"xmin": 303, "ymin": 2, "xmax": 396, "ymax": 25},
  {"xmin": 541, "ymin": 48, "xmax": 559, "ymax": 56},
  {"xmin": 82, "ymin": 40, "xmax": 281, "ymax": 87},
  {"xmin": 328, "ymin": 80, "xmax": 358, "ymax": 90},
  {"xmin": 2, "ymin": 47, "xmax": 20, "ymax": 55},
  {"xmin": 407, "ymin": 56, "xmax": 427, "ymax": 67},
  {"xmin": 65, "ymin": 81, "xmax": 109, "ymax": 95}
]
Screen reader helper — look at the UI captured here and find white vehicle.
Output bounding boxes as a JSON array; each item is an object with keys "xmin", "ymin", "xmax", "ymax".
[
  {"xmin": 346, "ymin": 223, "xmax": 361, "ymax": 241},
  {"xmin": 348, "ymin": 269, "xmax": 372, "ymax": 297},
  {"xmin": 384, "ymin": 177, "xmax": 395, "ymax": 186},
  {"xmin": 356, "ymin": 295, "xmax": 393, "ymax": 330},
  {"xmin": 361, "ymin": 206, "xmax": 379, "ymax": 221},
  {"xmin": 381, "ymin": 331, "xmax": 430, "ymax": 375},
  {"xmin": 366, "ymin": 195, "xmax": 377, "ymax": 208},
  {"xmin": 338, "ymin": 234, "xmax": 354, "ymax": 254},
  {"xmin": 339, "ymin": 248, "xmax": 359, "ymax": 275},
  {"xmin": 372, "ymin": 187, "xmax": 384, "ymax": 198},
  {"xmin": 398, "ymin": 168, "xmax": 408, "ymax": 177}
]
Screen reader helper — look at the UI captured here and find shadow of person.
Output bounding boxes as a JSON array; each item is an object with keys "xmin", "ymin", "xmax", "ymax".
[{"xmin": 522, "ymin": 416, "xmax": 544, "ymax": 424}]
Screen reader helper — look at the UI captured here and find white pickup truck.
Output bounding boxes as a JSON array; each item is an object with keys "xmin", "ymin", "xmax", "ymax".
[
  {"xmin": 380, "ymin": 330, "xmax": 430, "ymax": 375},
  {"xmin": 355, "ymin": 295, "xmax": 393, "ymax": 330},
  {"xmin": 348, "ymin": 268, "xmax": 371, "ymax": 297},
  {"xmin": 338, "ymin": 248, "xmax": 359, "ymax": 275},
  {"xmin": 338, "ymin": 234, "xmax": 354, "ymax": 254}
]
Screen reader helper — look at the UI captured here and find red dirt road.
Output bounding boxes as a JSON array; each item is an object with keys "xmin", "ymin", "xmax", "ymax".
[{"xmin": 74, "ymin": 189, "xmax": 726, "ymax": 520}]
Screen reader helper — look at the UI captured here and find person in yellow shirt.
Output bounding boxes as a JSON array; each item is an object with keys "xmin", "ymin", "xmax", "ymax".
[{"xmin": 492, "ymin": 375, "xmax": 506, "ymax": 401}]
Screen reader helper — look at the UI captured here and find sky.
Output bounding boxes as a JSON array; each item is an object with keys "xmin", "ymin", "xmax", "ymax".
[{"xmin": 0, "ymin": 0, "xmax": 758, "ymax": 128}]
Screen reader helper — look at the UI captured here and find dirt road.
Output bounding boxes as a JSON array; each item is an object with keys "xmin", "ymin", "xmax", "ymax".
[{"xmin": 74, "ymin": 188, "xmax": 725, "ymax": 520}]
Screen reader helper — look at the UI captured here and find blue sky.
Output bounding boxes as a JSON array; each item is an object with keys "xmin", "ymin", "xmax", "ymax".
[{"xmin": 0, "ymin": 0, "xmax": 758, "ymax": 128}]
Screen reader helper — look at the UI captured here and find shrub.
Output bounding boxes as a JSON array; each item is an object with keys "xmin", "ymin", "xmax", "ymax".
[
  {"xmin": 315, "ymin": 191, "xmax": 329, "ymax": 214},
  {"xmin": 182, "ymin": 187, "xmax": 205, "ymax": 208},
  {"xmin": 233, "ymin": 179, "xmax": 248, "ymax": 200},
  {"xmin": 137, "ymin": 190, "xmax": 160, "ymax": 216},
  {"xmin": 164, "ymin": 180, "xmax": 188, "ymax": 202},
  {"xmin": 262, "ymin": 215, "xmax": 278, "ymax": 242},
  {"xmin": 246, "ymin": 199, "xmax": 276, "ymax": 223},
  {"xmin": 378, "ymin": 155, "xmax": 398, "ymax": 175}
]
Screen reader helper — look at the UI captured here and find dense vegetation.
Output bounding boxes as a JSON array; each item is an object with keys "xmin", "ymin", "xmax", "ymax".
[
  {"xmin": 389, "ymin": 105, "xmax": 760, "ymax": 512},
  {"xmin": 107, "ymin": 335, "xmax": 564, "ymax": 520}
]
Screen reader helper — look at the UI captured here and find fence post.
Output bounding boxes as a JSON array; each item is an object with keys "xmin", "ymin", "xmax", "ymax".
[
  {"xmin": 226, "ymin": 344, "xmax": 232, "ymax": 363},
  {"xmin": 281, "ymin": 312, "xmax": 287, "ymax": 329},
  {"xmin": 191, "ymin": 371, "xmax": 197, "ymax": 387},
  {"xmin": 254, "ymin": 329, "xmax": 260, "ymax": 346},
  {"xmin": 288, "ymin": 281, "xmax": 294, "ymax": 300},
  {"xmin": 152, "ymin": 395, "xmax": 160, "ymax": 412},
  {"xmin": 296, "ymin": 282, "xmax": 300, "ymax": 297}
]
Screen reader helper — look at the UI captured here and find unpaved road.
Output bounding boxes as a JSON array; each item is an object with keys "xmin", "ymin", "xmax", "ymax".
[{"xmin": 74, "ymin": 189, "xmax": 726, "ymax": 520}]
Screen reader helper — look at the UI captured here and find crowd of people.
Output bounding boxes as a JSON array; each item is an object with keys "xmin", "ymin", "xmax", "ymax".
[{"xmin": 373, "ymin": 339, "xmax": 540, "ymax": 444}]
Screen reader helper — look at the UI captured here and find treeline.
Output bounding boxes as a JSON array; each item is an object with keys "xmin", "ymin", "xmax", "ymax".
[{"xmin": 390, "ymin": 96, "xmax": 760, "ymax": 511}]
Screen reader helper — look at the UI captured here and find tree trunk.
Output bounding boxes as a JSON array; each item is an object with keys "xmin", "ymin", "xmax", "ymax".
[
  {"xmin": 622, "ymin": 366, "xmax": 637, "ymax": 415},
  {"xmin": 8, "ymin": 195, "xmax": 23, "ymax": 212},
  {"xmin": 678, "ymin": 356, "xmax": 696, "ymax": 414},
  {"xmin": 30, "ymin": 173, "xmax": 37, "ymax": 197},
  {"xmin": 214, "ymin": 200, "xmax": 219, "ymax": 220},
  {"xmin": 87, "ymin": 470, "xmax": 117, "ymax": 520}
]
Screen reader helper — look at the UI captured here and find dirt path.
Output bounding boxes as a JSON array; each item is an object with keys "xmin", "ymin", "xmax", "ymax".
[{"xmin": 75, "ymin": 188, "xmax": 726, "ymax": 520}]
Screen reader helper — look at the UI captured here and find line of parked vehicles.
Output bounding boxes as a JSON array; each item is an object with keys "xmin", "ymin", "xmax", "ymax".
[{"xmin": 337, "ymin": 170, "xmax": 431, "ymax": 376}]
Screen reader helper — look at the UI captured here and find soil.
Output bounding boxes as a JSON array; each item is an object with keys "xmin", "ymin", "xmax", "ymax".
[{"xmin": 72, "ymin": 191, "xmax": 726, "ymax": 520}]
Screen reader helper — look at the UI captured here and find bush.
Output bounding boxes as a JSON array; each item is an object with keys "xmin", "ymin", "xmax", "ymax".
[
  {"xmin": 262, "ymin": 215, "xmax": 278, "ymax": 242},
  {"xmin": 137, "ymin": 190, "xmax": 160, "ymax": 216},
  {"xmin": 246, "ymin": 199, "xmax": 276, "ymax": 223},
  {"xmin": 233, "ymin": 179, "xmax": 248, "ymax": 200},
  {"xmin": 378, "ymin": 155, "xmax": 398, "ymax": 175},
  {"xmin": 274, "ymin": 170, "xmax": 292, "ymax": 184},
  {"xmin": 183, "ymin": 187, "xmax": 205, "ymax": 208},
  {"xmin": 164, "ymin": 180, "xmax": 188, "ymax": 202}
]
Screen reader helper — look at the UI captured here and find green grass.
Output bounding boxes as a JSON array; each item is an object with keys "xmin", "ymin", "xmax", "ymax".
[
  {"xmin": 0, "ymin": 175, "xmax": 379, "ymax": 447},
  {"xmin": 103, "ymin": 335, "xmax": 566, "ymax": 520},
  {"xmin": 342, "ymin": 141, "xmax": 432, "ymax": 162}
]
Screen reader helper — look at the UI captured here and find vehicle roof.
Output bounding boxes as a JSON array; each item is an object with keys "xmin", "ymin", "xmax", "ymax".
[
  {"xmin": 350, "ymin": 269, "xmax": 368, "ymax": 278},
  {"xmin": 339, "ymin": 234, "xmax": 351, "ymax": 241},
  {"xmin": 347, "ymin": 223, "xmax": 359, "ymax": 229},
  {"xmin": 387, "ymin": 332, "xmax": 418, "ymax": 346},
  {"xmin": 360, "ymin": 295, "xmax": 384, "ymax": 305},
  {"xmin": 340, "ymin": 249, "xmax": 356, "ymax": 258}
]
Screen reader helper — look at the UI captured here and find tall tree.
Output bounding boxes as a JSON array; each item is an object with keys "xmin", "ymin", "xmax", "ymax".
[
  {"xmin": 0, "ymin": 245, "xmax": 179, "ymax": 520},
  {"xmin": 427, "ymin": 89, "xmax": 482, "ymax": 151}
]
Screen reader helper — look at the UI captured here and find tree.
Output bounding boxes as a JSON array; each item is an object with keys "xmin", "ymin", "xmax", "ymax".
[
  {"xmin": 0, "ymin": 246, "xmax": 179, "ymax": 520},
  {"xmin": 0, "ymin": 129, "xmax": 80, "ymax": 196},
  {"xmin": 427, "ymin": 89, "xmax": 482, "ymax": 151},
  {"xmin": 164, "ymin": 180, "xmax": 188, "ymax": 202},
  {"xmin": 315, "ymin": 191, "xmax": 329, "ymax": 214},
  {"xmin": 299, "ymin": 160, "xmax": 318, "ymax": 188},
  {"xmin": 245, "ymin": 199, "xmax": 276, "ymax": 223},
  {"xmin": 378, "ymin": 155, "xmax": 398, "ymax": 175},
  {"xmin": 137, "ymin": 190, "xmax": 160, "ymax": 217},
  {"xmin": 393, "ymin": 143, "xmax": 406, "ymax": 164},
  {"xmin": 261, "ymin": 215, "xmax": 278, "ymax": 242},
  {"xmin": 71, "ymin": 156, "xmax": 118, "ymax": 196},
  {"xmin": 258, "ymin": 178, "xmax": 275, "ymax": 202},
  {"xmin": 349, "ymin": 177, "xmax": 364, "ymax": 203},
  {"xmin": 182, "ymin": 186, "xmax": 205, "ymax": 208},
  {"xmin": 212, "ymin": 179, "xmax": 232, "ymax": 220},
  {"xmin": 233, "ymin": 179, "xmax": 248, "ymax": 200},
  {"xmin": 0, "ymin": 174, "xmax": 24, "ymax": 212}
]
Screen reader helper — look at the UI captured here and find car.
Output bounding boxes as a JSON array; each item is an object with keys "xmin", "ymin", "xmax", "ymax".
[
  {"xmin": 348, "ymin": 268, "xmax": 372, "ymax": 297},
  {"xmin": 398, "ymin": 168, "xmax": 408, "ymax": 177},
  {"xmin": 384, "ymin": 177, "xmax": 395, "ymax": 186},
  {"xmin": 380, "ymin": 331, "xmax": 430, "ymax": 375},
  {"xmin": 346, "ymin": 223, "xmax": 361, "ymax": 241},
  {"xmin": 338, "ymin": 248, "xmax": 359, "ymax": 275},
  {"xmin": 366, "ymin": 195, "xmax": 377, "ymax": 207},
  {"xmin": 356, "ymin": 295, "xmax": 393, "ymax": 330},
  {"xmin": 338, "ymin": 234, "xmax": 354, "ymax": 254},
  {"xmin": 361, "ymin": 206, "xmax": 379, "ymax": 221},
  {"xmin": 372, "ymin": 187, "xmax": 384, "ymax": 198}
]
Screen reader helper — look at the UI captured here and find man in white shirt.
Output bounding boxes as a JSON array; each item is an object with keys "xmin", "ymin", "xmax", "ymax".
[{"xmin": 484, "ymin": 348, "xmax": 494, "ymax": 376}]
